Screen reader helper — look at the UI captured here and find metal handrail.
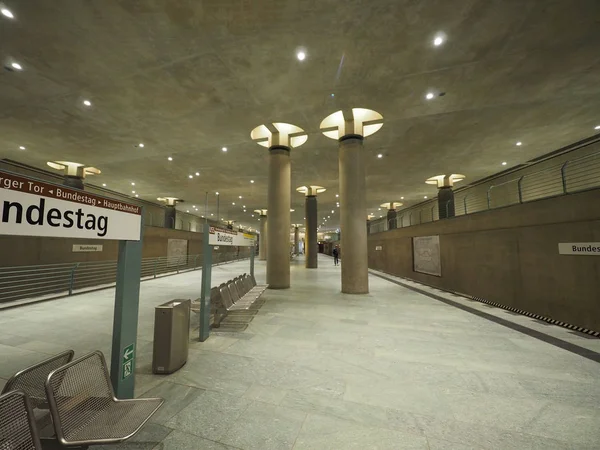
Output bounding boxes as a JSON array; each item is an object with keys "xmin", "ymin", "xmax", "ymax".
[
  {"xmin": 368, "ymin": 148, "xmax": 600, "ymax": 233},
  {"xmin": 0, "ymin": 251, "xmax": 253, "ymax": 304}
]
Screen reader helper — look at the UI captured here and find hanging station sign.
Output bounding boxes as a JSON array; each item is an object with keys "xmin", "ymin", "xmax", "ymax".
[
  {"xmin": 208, "ymin": 227, "xmax": 256, "ymax": 246},
  {"xmin": 0, "ymin": 170, "xmax": 142, "ymax": 241}
]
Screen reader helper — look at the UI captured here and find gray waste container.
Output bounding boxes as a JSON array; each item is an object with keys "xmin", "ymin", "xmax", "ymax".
[{"xmin": 152, "ymin": 299, "xmax": 191, "ymax": 374}]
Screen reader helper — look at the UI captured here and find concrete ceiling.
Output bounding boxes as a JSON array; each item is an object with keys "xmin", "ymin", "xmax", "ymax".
[{"xmin": 2, "ymin": 0, "xmax": 600, "ymax": 231}]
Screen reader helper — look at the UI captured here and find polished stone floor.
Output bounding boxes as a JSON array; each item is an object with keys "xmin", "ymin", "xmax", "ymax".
[{"xmin": 1, "ymin": 255, "xmax": 599, "ymax": 449}]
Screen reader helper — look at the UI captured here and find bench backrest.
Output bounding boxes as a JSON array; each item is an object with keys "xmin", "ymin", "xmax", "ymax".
[
  {"xmin": 228, "ymin": 283, "xmax": 240, "ymax": 303},
  {"xmin": 0, "ymin": 390, "xmax": 42, "ymax": 450},
  {"xmin": 242, "ymin": 276, "xmax": 253, "ymax": 292},
  {"xmin": 250, "ymin": 274, "xmax": 258, "ymax": 287},
  {"xmin": 210, "ymin": 287, "xmax": 221, "ymax": 304},
  {"xmin": 2, "ymin": 350, "xmax": 74, "ymax": 409},
  {"xmin": 235, "ymin": 279, "xmax": 248, "ymax": 296},
  {"xmin": 45, "ymin": 351, "xmax": 114, "ymax": 444},
  {"xmin": 219, "ymin": 286, "xmax": 234, "ymax": 309}
]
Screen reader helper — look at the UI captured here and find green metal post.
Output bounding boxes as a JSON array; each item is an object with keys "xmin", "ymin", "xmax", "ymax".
[
  {"xmin": 199, "ymin": 223, "xmax": 212, "ymax": 342},
  {"xmin": 250, "ymin": 244, "xmax": 255, "ymax": 279},
  {"xmin": 110, "ymin": 211, "xmax": 144, "ymax": 399}
]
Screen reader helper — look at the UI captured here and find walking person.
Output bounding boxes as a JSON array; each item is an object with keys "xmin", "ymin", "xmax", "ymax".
[{"xmin": 332, "ymin": 245, "xmax": 340, "ymax": 266}]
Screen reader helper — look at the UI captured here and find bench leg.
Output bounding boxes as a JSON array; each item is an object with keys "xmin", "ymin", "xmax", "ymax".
[{"xmin": 41, "ymin": 437, "xmax": 89, "ymax": 449}]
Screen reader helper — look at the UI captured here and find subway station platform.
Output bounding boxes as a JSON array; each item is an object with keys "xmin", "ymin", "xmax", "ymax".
[{"xmin": 1, "ymin": 255, "xmax": 599, "ymax": 449}]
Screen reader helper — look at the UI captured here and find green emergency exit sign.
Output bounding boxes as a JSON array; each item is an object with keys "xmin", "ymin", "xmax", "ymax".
[{"xmin": 121, "ymin": 343, "xmax": 135, "ymax": 381}]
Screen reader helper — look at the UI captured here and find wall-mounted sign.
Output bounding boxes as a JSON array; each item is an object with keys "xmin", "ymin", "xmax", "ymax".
[
  {"xmin": 208, "ymin": 227, "xmax": 255, "ymax": 247},
  {"xmin": 72, "ymin": 244, "xmax": 103, "ymax": 252},
  {"xmin": 413, "ymin": 235, "xmax": 442, "ymax": 276},
  {"xmin": 375, "ymin": 245, "xmax": 382, "ymax": 251},
  {"xmin": 558, "ymin": 243, "xmax": 600, "ymax": 256},
  {"xmin": 0, "ymin": 170, "xmax": 141, "ymax": 241}
]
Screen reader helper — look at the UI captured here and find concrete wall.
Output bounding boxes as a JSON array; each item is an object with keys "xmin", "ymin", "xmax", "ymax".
[{"xmin": 368, "ymin": 189, "xmax": 600, "ymax": 332}]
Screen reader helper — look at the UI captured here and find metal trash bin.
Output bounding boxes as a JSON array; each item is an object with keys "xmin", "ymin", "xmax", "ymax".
[{"xmin": 152, "ymin": 299, "xmax": 191, "ymax": 374}]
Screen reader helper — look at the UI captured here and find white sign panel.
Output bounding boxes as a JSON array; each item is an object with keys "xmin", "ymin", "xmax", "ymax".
[
  {"xmin": 413, "ymin": 235, "xmax": 442, "ymax": 276},
  {"xmin": 558, "ymin": 243, "xmax": 600, "ymax": 256},
  {"xmin": 375, "ymin": 245, "xmax": 382, "ymax": 251},
  {"xmin": 0, "ymin": 170, "xmax": 142, "ymax": 241},
  {"xmin": 73, "ymin": 244, "xmax": 103, "ymax": 252},
  {"xmin": 208, "ymin": 227, "xmax": 255, "ymax": 247}
]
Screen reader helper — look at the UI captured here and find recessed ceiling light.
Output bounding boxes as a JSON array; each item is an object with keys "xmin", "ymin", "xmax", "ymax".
[
  {"xmin": 188, "ymin": 175, "xmax": 193, "ymax": 179},
  {"xmin": 195, "ymin": 172, "xmax": 200, "ymax": 176},
  {"xmin": 433, "ymin": 36, "xmax": 444, "ymax": 46},
  {"xmin": 335, "ymin": 194, "xmax": 339, "ymax": 198},
  {"xmin": 83, "ymin": 100, "xmax": 91, "ymax": 106},
  {"xmin": 516, "ymin": 141, "xmax": 522, "ymax": 146},
  {"xmin": 168, "ymin": 157, "xmax": 173, "ymax": 161},
  {"xmin": 297, "ymin": 51, "xmax": 306, "ymax": 61},
  {"xmin": 132, "ymin": 190, "xmax": 136, "ymax": 194},
  {"xmin": 192, "ymin": 205, "xmax": 196, "ymax": 208},
  {"xmin": 425, "ymin": 92, "xmax": 435, "ymax": 100},
  {"xmin": 216, "ymin": 192, "xmax": 219, "ymax": 195},
  {"xmin": 595, "ymin": 125, "xmax": 600, "ymax": 130},
  {"xmin": 377, "ymin": 154, "xmax": 383, "ymax": 158},
  {"xmin": 138, "ymin": 143, "xmax": 144, "ymax": 148},
  {"xmin": 243, "ymin": 210, "xmax": 247, "ymax": 213},
  {"xmin": 243, "ymin": 205, "xmax": 246, "ymax": 208},
  {"xmin": 19, "ymin": 146, "xmax": 25, "ymax": 150},
  {"xmin": 239, "ymin": 195, "xmax": 242, "ymax": 199},
  {"xmin": 401, "ymin": 196, "xmax": 404, "ymax": 200},
  {"xmin": 424, "ymin": 196, "xmax": 428, "ymax": 199},
  {"xmin": 378, "ymin": 208, "xmax": 381, "ymax": 211},
  {"xmin": 250, "ymin": 180, "xmax": 254, "ymax": 183},
  {"xmin": 11, "ymin": 62, "xmax": 22, "ymax": 70},
  {"xmin": 252, "ymin": 214, "xmax": 254, "ymax": 217},
  {"xmin": 222, "ymin": 147, "xmax": 227, "ymax": 152},
  {"xmin": 135, "ymin": 194, "xmax": 139, "ymax": 198},
  {"xmin": 331, "ymin": 93, "xmax": 335, "ymax": 97},
  {"xmin": 131, "ymin": 182, "xmax": 135, "ymax": 186},
  {"xmin": 187, "ymin": 210, "xmax": 190, "ymax": 213},
  {"xmin": 102, "ymin": 183, "xmax": 106, "ymax": 187},
  {"xmin": 502, "ymin": 161, "xmax": 507, "ymax": 166},
  {"xmin": 232, "ymin": 202, "xmax": 235, "ymax": 205},
  {"xmin": 1, "ymin": 8, "xmax": 14, "ymax": 18},
  {"xmin": 211, "ymin": 213, "xmax": 214, "ymax": 216}
]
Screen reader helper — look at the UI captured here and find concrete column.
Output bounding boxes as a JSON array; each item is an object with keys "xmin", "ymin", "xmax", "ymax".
[
  {"xmin": 339, "ymin": 135, "xmax": 368, "ymax": 294},
  {"xmin": 47, "ymin": 161, "xmax": 101, "ymax": 191},
  {"xmin": 258, "ymin": 214, "xmax": 267, "ymax": 261},
  {"xmin": 438, "ymin": 187, "xmax": 455, "ymax": 218},
  {"xmin": 387, "ymin": 209, "xmax": 397, "ymax": 229},
  {"xmin": 305, "ymin": 195, "xmax": 318, "ymax": 268},
  {"xmin": 267, "ymin": 146, "xmax": 291, "ymax": 289},
  {"xmin": 63, "ymin": 175, "xmax": 84, "ymax": 190},
  {"xmin": 294, "ymin": 226, "xmax": 299, "ymax": 255},
  {"xmin": 164, "ymin": 205, "xmax": 176, "ymax": 229}
]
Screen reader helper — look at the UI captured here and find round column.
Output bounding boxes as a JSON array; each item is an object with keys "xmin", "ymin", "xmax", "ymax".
[
  {"xmin": 258, "ymin": 213, "xmax": 267, "ymax": 260},
  {"xmin": 294, "ymin": 226, "xmax": 300, "ymax": 255},
  {"xmin": 47, "ymin": 161, "xmax": 101, "ymax": 191},
  {"xmin": 267, "ymin": 146, "xmax": 291, "ymax": 289},
  {"xmin": 164, "ymin": 205, "xmax": 177, "ymax": 229},
  {"xmin": 339, "ymin": 135, "xmax": 369, "ymax": 294},
  {"xmin": 438, "ymin": 187, "xmax": 455, "ymax": 219},
  {"xmin": 387, "ymin": 209, "xmax": 397, "ymax": 229},
  {"xmin": 305, "ymin": 195, "xmax": 318, "ymax": 268}
]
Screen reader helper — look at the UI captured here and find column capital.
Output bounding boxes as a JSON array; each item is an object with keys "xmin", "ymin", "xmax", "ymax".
[
  {"xmin": 426, "ymin": 174, "xmax": 466, "ymax": 188},
  {"xmin": 157, "ymin": 197, "xmax": 183, "ymax": 206},
  {"xmin": 47, "ymin": 160, "xmax": 101, "ymax": 179},
  {"xmin": 251, "ymin": 122, "xmax": 308, "ymax": 149},
  {"xmin": 380, "ymin": 202, "xmax": 403, "ymax": 210},
  {"xmin": 254, "ymin": 209, "xmax": 268, "ymax": 216},
  {"xmin": 296, "ymin": 185, "xmax": 326, "ymax": 196},
  {"xmin": 320, "ymin": 108, "xmax": 383, "ymax": 140}
]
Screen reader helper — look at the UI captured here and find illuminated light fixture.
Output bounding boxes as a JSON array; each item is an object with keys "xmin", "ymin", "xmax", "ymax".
[
  {"xmin": 297, "ymin": 51, "xmax": 306, "ymax": 61},
  {"xmin": 222, "ymin": 147, "xmax": 227, "ymax": 152},
  {"xmin": 168, "ymin": 157, "xmax": 173, "ymax": 161},
  {"xmin": 19, "ymin": 146, "xmax": 25, "ymax": 150},
  {"xmin": 320, "ymin": 108, "xmax": 383, "ymax": 140},
  {"xmin": 192, "ymin": 205, "xmax": 196, "ymax": 208},
  {"xmin": 187, "ymin": 210, "xmax": 190, "ymax": 213},
  {"xmin": 243, "ymin": 205, "xmax": 246, "ymax": 208},
  {"xmin": 243, "ymin": 210, "xmax": 247, "ymax": 212},
  {"xmin": 595, "ymin": 125, "xmax": 600, "ymax": 130},
  {"xmin": 188, "ymin": 175, "xmax": 193, "ymax": 179},
  {"xmin": 132, "ymin": 190, "xmax": 136, "ymax": 194},
  {"xmin": 378, "ymin": 208, "xmax": 381, "ymax": 211},
  {"xmin": 516, "ymin": 141, "xmax": 522, "ymax": 146},
  {"xmin": 377, "ymin": 154, "xmax": 383, "ymax": 158},
  {"xmin": 332, "ymin": 210, "xmax": 335, "ymax": 213},
  {"xmin": 425, "ymin": 92, "xmax": 435, "ymax": 100},
  {"xmin": 426, "ymin": 173, "xmax": 466, "ymax": 188},
  {"xmin": 211, "ymin": 213, "xmax": 214, "ymax": 216},
  {"xmin": 331, "ymin": 93, "xmax": 335, "ymax": 97},
  {"xmin": 47, "ymin": 161, "xmax": 101, "ymax": 179},
  {"xmin": 401, "ymin": 196, "xmax": 404, "ymax": 200},
  {"xmin": 1, "ymin": 8, "xmax": 14, "ymax": 18},
  {"xmin": 11, "ymin": 62, "xmax": 22, "ymax": 70},
  {"xmin": 239, "ymin": 195, "xmax": 242, "ymax": 199},
  {"xmin": 252, "ymin": 214, "xmax": 254, "ymax": 217},
  {"xmin": 131, "ymin": 182, "xmax": 135, "ymax": 186},
  {"xmin": 102, "ymin": 183, "xmax": 106, "ymax": 187},
  {"xmin": 83, "ymin": 100, "xmax": 91, "ymax": 106},
  {"xmin": 251, "ymin": 122, "xmax": 308, "ymax": 148},
  {"xmin": 216, "ymin": 192, "xmax": 219, "ymax": 195},
  {"xmin": 232, "ymin": 202, "xmax": 236, "ymax": 205},
  {"xmin": 433, "ymin": 36, "xmax": 444, "ymax": 46},
  {"xmin": 138, "ymin": 143, "xmax": 144, "ymax": 148},
  {"xmin": 296, "ymin": 185, "xmax": 326, "ymax": 196},
  {"xmin": 502, "ymin": 161, "xmax": 507, "ymax": 166},
  {"xmin": 335, "ymin": 194, "xmax": 339, "ymax": 198},
  {"xmin": 135, "ymin": 194, "xmax": 139, "ymax": 198},
  {"xmin": 195, "ymin": 172, "xmax": 200, "ymax": 176},
  {"xmin": 424, "ymin": 196, "xmax": 428, "ymax": 199},
  {"xmin": 250, "ymin": 180, "xmax": 254, "ymax": 183},
  {"xmin": 290, "ymin": 209, "xmax": 295, "ymax": 212}
]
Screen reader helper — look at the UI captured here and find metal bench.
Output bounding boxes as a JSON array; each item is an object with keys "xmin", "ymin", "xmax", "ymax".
[
  {"xmin": 45, "ymin": 351, "xmax": 163, "ymax": 448},
  {"xmin": 0, "ymin": 390, "xmax": 42, "ymax": 450}
]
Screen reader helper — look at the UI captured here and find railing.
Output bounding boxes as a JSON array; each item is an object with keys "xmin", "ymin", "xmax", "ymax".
[
  {"xmin": 0, "ymin": 251, "xmax": 252, "ymax": 304},
  {"xmin": 369, "ymin": 149, "xmax": 600, "ymax": 233}
]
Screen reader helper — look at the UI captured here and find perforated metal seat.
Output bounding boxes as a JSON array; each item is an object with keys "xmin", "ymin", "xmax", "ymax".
[
  {"xmin": 45, "ymin": 351, "xmax": 163, "ymax": 447},
  {"xmin": 0, "ymin": 390, "xmax": 42, "ymax": 450}
]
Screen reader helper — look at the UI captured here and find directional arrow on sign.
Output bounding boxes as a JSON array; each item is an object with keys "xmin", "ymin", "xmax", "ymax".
[
  {"xmin": 49, "ymin": 190, "xmax": 54, "ymax": 194},
  {"xmin": 123, "ymin": 347, "xmax": 134, "ymax": 360}
]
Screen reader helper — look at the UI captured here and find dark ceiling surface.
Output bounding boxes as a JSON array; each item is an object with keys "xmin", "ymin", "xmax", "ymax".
[{"xmin": 1, "ymin": 0, "xmax": 600, "ymax": 230}]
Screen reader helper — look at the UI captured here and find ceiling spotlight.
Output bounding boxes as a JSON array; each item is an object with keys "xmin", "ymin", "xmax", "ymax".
[
  {"xmin": 331, "ymin": 93, "xmax": 335, "ymax": 97},
  {"xmin": 19, "ymin": 146, "xmax": 25, "ymax": 150},
  {"xmin": 250, "ymin": 180, "xmax": 254, "ymax": 183},
  {"xmin": 378, "ymin": 208, "xmax": 381, "ymax": 211},
  {"xmin": 195, "ymin": 172, "xmax": 200, "ymax": 176},
  {"xmin": 252, "ymin": 214, "xmax": 254, "ymax": 217},
  {"xmin": 297, "ymin": 51, "xmax": 306, "ymax": 61},
  {"xmin": 102, "ymin": 183, "xmax": 106, "ymax": 187},
  {"xmin": 232, "ymin": 202, "xmax": 235, "ymax": 205},
  {"xmin": 135, "ymin": 194, "xmax": 139, "ymax": 198},
  {"xmin": 377, "ymin": 154, "xmax": 383, "ymax": 158},
  {"xmin": 132, "ymin": 190, "xmax": 136, "ymax": 194},
  {"xmin": 243, "ymin": 210, "xmax": 247, "ymax": 213},
  {"xmin": 401, "ymin": 196, "xmax": 404, "ymax": 200},
  {"xmin": 187, "ymin": 210, "xmax": 190, "ymax": 213},
  {"xmin": 216, "ymin": 192, "xmax": 219, "ymax": 195},
  {"xmin": 11, "ymin": 62, "xmax": 23, "ymax": 70},
  {"xmin": 239, "ymin": 196, "xmax": 242, "ymax": 199},
  {"xmin": 502, "ymin": 161, "xmax": 508, "ymax": 166},
  {"xmin": 211, "ymin": 213, "xmax": 214, "ymax": 216},
  {"xmin": 335, "ymin": 194, "xmax": 339, "ymax": 198},
  {"xmin": 222, "ymin": 147, "xmax": 228, "ymax": 152},
  {"xmin": 1, "ymin": 8, "xmax": 14, "ymax": 18},
  {"xmin": 83, "ymin": 100, "xmax": 91, "ymax": 106},
  {"xmin": 425, "ymin": 92, "xmax": 435, "ymax": 100},
  {"xmin": 595, "ymin": 125, "xmax": 600, "ymax": 130},
  {"xmin": 516, "ymin": 142, "xmax": 522, "ymax": 146},
  {"xmin": 192, "ymin": 205, "xmax": 196, "ymax": 208},
  {"xmin": 332, "ymin": 210, "xmax": 335, "ymax": 213},
  {"xmin": 131, "ymin": 182, "xmax": 135, "ymax": 186},
  {"xmin": 243, "ymin": 205, "xmax": 246, "ymax": 208},
  {"xmin": 433, "ymin": 36, "xmax": 444, "ymax": 46},
  {"xmin": 188, "ymin": 175, "xmax": 193, "ymax": 179},
  {"xmin": 138, "ymin": 143, "xmax": 144, "ymax": 148},
  {"xmin": 168, "ymin": 157, "xmax": 173, "ymax": 161},
  {"xmin": 424, "ymin": 196, "xmax": 428, "ymax": 199}
]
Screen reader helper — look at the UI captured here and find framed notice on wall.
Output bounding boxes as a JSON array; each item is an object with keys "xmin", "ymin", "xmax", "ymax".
[{"xmin": 413, "ymin": 235, "xmax": 442, "ymax": 276}]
